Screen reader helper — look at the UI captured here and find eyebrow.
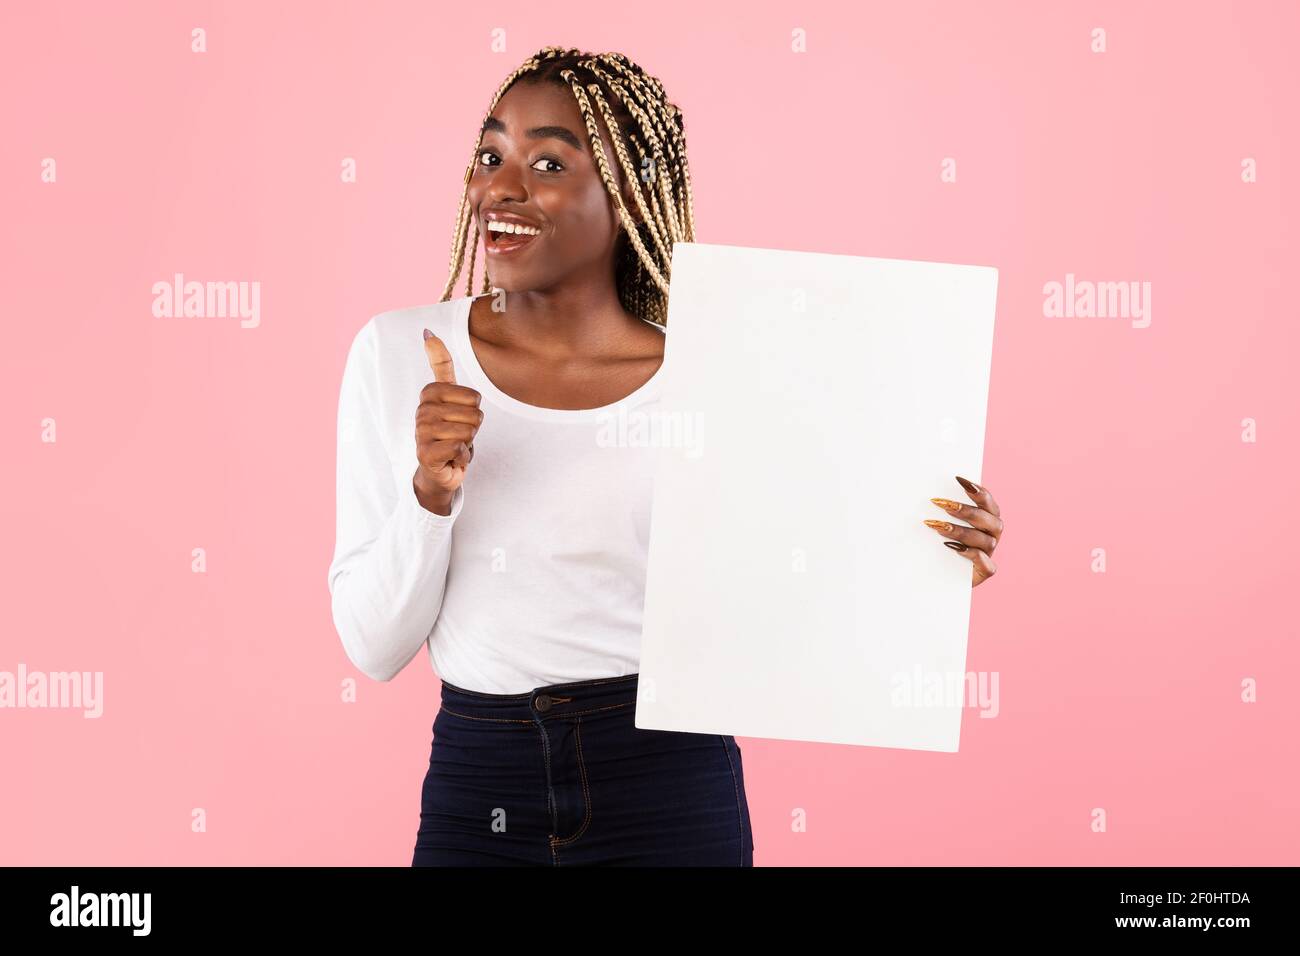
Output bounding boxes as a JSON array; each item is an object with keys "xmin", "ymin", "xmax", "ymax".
[{"xmin": 481, "ymin": 116, "xmax": 584, "ymax": 151}]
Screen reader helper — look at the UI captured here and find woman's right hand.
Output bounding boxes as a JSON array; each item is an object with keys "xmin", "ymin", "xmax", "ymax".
[{"xmin": 413, "ymin": 327, "xmax": 483, "ymax": 515}]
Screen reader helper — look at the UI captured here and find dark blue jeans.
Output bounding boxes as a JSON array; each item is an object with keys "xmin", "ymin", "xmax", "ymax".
[{"xmin": 412, "ymin": 673, "xmax": 754, "ymax": 866}]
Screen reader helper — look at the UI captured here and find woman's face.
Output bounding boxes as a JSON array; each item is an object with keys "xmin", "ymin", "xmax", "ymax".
[{"xmin": 467, "ymin": 80, "xmax": 635, "ymax": 294}]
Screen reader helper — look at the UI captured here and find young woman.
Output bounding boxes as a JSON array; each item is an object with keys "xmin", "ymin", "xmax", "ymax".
[{"xmin": 328, "ymin": 46, "xmax": 1004, "ymax": 866}]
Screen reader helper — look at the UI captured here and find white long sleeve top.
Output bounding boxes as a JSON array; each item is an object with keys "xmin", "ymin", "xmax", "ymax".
[{"xmin": 327, "ymin": 292, "xmax": 666, "ymax": 693}]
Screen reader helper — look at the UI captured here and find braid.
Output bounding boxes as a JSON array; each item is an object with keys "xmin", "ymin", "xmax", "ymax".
[{"xmin": 438, "ymin": 46, "xmax": 694, "ymax": 327}]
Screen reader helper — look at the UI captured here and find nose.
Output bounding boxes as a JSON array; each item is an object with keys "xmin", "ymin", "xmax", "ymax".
[{"xmin": 483, "ymin": 160, "xmax": 529, "ymax": 205}]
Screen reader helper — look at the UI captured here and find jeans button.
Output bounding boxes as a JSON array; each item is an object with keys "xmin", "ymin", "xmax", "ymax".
[{"xmin": 535, "ymin": 694, "xmax": 553, "ymax": 712}]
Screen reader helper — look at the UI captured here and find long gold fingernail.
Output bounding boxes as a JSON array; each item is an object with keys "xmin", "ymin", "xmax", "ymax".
[
  {"xmin": 923, "ymin": 519, "xmax": 954, "ymax": 532},
  {"xmin": 930, "ymin": 497, "xmax": 962, "ymax": 513}
]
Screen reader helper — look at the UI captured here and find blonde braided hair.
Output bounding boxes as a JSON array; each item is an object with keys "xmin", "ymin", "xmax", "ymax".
[{"xmin": 437, "ymin": 46, "xmax": 695, "ymax": 327}]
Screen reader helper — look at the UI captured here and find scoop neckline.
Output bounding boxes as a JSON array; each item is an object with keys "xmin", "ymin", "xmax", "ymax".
[{"xmin": 452, "ymin": 293, "xmax": 665, "ymax": 423}]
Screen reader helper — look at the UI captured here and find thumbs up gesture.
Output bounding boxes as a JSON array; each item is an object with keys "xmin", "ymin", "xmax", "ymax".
[{"xmin": 413, "ymin": 328, "xmax": 484, "ymax": 515}]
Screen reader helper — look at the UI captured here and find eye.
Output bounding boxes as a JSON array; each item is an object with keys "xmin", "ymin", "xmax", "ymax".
[{"xmin": 476, "ymin": 149, "xmax": 563, "ymax": 174}]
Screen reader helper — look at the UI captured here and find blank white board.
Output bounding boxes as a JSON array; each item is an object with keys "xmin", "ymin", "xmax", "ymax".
[{"xmin": 634, "ymin": 242, "xmax": 999, "ymax": 752}]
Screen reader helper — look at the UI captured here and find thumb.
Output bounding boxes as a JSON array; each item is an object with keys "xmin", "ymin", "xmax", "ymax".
[{"xmin": 423, "ymin": 328, "xmax": 456, "ymax": 384}]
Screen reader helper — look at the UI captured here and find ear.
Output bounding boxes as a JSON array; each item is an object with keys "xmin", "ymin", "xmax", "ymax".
[
  {"xmin": 592, "ymin": 104, "xmax": 645, "ymax": 227},
  {"xmin": 619, "ymin": 172, "xmax": 644, "ymax": 226}
]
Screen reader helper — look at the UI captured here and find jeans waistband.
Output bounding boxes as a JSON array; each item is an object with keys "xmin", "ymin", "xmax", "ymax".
[{"xmin": 439, "ymin": 673, "xmax": 640, "ymax": 723}]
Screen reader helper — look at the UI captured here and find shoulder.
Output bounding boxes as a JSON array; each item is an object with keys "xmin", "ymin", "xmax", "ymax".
[
  {"xmin": 366, "ymin": 297, "xmax": 468, "ymax": 349},
  {"xmin": 338, "ymin": 297, "xmax": 473, "ymax": 409},
  {"xmin": 342, "ymin": 297, "xmax": 470, "ymax": 370}
]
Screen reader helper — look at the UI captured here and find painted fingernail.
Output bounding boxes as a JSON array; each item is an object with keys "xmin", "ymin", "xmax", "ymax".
[
  {"xmin": 423, "ymin": 328, "xmax": 433, "ymax": 340},
  {"xmin": 924, "ymin": 519, "xmax": 954, "ymax": 532},
  {"xmin": 944, "ymin": 541, "xmax": 969, "ymax": 552},
  {"xmin": 930, "ymin": 497, "xmax": 962, "ymax": 513},
  {"xmin": 955, "ymin": 476, "xmax": 981, "ymax": 495}
]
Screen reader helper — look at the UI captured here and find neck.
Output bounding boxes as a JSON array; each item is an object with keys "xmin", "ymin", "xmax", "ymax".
[{"xmin": 474, "ymin": 279, "xmax": 646, "ymax": 359}]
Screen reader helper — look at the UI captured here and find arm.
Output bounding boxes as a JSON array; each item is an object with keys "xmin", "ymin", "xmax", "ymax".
[{"xmin": 326, "ymin": 320, "xmax": 465, "ymax": 681}]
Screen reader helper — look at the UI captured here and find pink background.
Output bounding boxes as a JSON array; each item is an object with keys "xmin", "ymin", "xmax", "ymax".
[{"xmin": 2, "ymin": 1, "xmax": 1296, "ymax": 865}]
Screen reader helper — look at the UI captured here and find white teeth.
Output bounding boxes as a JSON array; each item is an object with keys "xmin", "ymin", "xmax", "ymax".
[{"xmin": 487, "ymin": 220, "xmax": 540, "ymax": 236}]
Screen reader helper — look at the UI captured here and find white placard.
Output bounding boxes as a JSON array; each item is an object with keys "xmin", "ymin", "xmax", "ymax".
[{"xmin": 635, "ymin": 242, "xmax": 999, "ymax": 752}]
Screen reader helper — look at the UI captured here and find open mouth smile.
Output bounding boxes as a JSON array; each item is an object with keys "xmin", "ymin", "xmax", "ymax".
[{"xmin": 484, "ymin": 219, "xmax": 543, "ymax": 256}]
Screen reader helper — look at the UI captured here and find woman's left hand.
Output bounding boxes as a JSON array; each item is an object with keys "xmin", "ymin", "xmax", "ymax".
[{"xmin": 924, "ymin": 476, "xmax": 1002, "ymax": 588}]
